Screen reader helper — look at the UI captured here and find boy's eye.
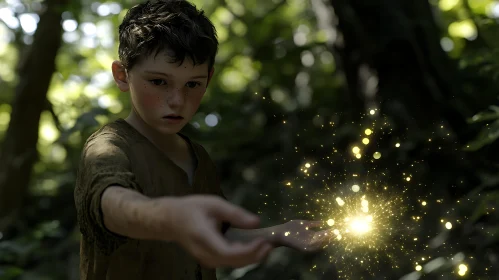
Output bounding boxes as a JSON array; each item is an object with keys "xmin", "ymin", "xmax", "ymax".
[
  {"xmin": 150, "ymin": 79, "xmax": 167, "ymax": 86},
  {"xmin": 186, "ymin": 81, "xmax": 201, "ymax": 88}
]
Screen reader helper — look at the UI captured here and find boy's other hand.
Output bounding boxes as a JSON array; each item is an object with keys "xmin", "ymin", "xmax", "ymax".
[
  {"xmin": 154, "ymin": 195, "xmax": 273, "ymax": 268},
  {"xmin": 275, "ymin": 220, "xmax": 332, "ymax": 252}
]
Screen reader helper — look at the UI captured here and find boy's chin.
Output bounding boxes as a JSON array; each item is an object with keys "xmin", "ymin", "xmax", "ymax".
[{"xmin": 154, "ymin": 123, "xmax": 186, "ymax": 135}]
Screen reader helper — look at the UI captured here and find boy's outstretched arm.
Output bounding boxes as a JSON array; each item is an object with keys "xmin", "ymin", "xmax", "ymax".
[
  {"xmin": 100, "ymin": 186, "xmax": 273, "ymax": 268},
  {"xmin": 224, "ymin": 220, "xmax": 332, "ymax": 253}
]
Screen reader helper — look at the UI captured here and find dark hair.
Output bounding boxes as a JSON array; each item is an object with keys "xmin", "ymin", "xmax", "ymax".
[{"xmin": 118, "ymin": 0, "xmax": 218, "ymax": 71}]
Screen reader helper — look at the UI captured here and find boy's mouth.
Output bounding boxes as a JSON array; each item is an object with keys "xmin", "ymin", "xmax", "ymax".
[{"xmin": 163, "ymin": 115, "xmax": 184, "ymax": 120}]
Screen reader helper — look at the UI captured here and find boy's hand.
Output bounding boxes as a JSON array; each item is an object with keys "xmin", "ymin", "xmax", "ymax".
[
  {"xmin": 155, "ymin": 195, "xmax": 273, "ymax": 268},
  {"xmin": 274, "ymin": 220, "xmax": 332, "ymax": 252}
]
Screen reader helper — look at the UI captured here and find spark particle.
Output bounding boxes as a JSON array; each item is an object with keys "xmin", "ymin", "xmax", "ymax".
[
  {"xmin": 336, "ymin": 197, "xmax": 345, "ymax": 206},
  {"xmin": 373, "ymin": 152, "xmax": 381, "ymax": 159},
  {"xmin": 352, "ymin": 184, "xmax": 360, "ymax": 192},
  {"xmin": 365, "ymin": 129, "xmax": 373, "ymax": 135},
  {"xmin": 445, "ymin": 222, "xmax": 452, "ymax": 229},
  {"xmin": 458, "ymin": 264, "xmax": 468, "ymax": 276},
  {"xmin": 352, "ymin": 146, "xmax": 360, "ymax": 154}
]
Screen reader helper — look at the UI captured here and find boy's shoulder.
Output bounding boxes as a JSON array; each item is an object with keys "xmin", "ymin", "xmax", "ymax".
[
  {"xmin": 84, "ymin": 119, "xmax": 215, "ymax": 166},
  {"xmin": 84, "ymin": 118, "xmax": 139, "ymax": 148}
]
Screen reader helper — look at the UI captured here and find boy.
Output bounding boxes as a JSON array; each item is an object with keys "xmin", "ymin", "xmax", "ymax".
[{"xmin": 74, "ymin": 1, "xmax": 331, "ymax": 279}]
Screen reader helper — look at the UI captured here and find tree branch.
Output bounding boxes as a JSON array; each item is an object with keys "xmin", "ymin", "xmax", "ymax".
[{"xmin": 0, "ymin": 0, "xmax": 68, "ymax": 232}]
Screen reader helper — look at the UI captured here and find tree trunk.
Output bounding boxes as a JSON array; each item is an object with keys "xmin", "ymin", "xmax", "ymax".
[
  {"xmin": 328, "ymin": 0, "xmax": 480, "ymax": 143},
  {"xmin": 327, "ymin": 0, "xmax": 489, "ymax": 200},
  {"xmin": 0, "ymin": 0, "xmax": 67, "ymax": 232}
]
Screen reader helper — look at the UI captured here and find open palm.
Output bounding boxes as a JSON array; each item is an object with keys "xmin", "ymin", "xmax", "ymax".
[{"xmin": 275, "ymin": 220, "xmax": 332, "ymax": 252}]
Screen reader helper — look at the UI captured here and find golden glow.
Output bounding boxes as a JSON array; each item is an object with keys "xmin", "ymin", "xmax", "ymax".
[
  {"xmin": 327, "ymin": 219, "xmax": 335, "ymax": 226},
  {"xmin": 318, "ymin": 194, "xmax": 398, "ymax": 251},
  {"xmin": 336, "ymin": 197, "xmax": 345, "ymax": 206},
  {"xmin": 350, "ymin": 216, "xmax": 371, "ymax": 234},
  {"xmin": 352, "ymin": 146, "xmax": 360, "ymax": 154},
  {"xmin": 361, "ymin": 198, "xmax": 369, "ymax": 213},
  {"xmin": 458, "ymin": 263, "xmax": 468, "ymax": 276},
  {"xmin": 277, "ymin": 111, "xmax": 468, "ymax": 279}
]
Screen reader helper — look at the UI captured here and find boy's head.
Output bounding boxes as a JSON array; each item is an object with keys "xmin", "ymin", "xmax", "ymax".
[
  {"xmin": 118, "ymin": 0, "xmax": 218, "ymax": 71},
  {"xmin": 112, "ymin": 0, "xmax": 218, "ymax": 135}
]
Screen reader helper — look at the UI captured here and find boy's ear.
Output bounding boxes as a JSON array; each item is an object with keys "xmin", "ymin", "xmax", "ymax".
[
  {"xmin": 111, "ymin": 61, "xmax": 129, "ymax": 92},
  {"xmin": 207, "ymin": 67, "xmax": 215, "ymax": 86}
]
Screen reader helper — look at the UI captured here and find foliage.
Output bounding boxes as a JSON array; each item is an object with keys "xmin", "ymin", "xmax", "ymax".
[{"xmin": 0, "ymin": 0, "xmax": 498, "ymax": 279}]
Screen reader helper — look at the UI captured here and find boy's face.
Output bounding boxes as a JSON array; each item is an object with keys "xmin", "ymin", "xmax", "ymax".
[{"xmin": 113, "ymin": 51, "xmax": 213, "ymax": 135}]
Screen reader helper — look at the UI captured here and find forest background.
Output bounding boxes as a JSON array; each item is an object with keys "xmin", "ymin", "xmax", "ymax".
[{"xmin": 0, "ymin": 0, "xmax": 499, "ymax": 279}]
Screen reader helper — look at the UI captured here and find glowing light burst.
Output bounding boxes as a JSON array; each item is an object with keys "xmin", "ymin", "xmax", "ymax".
[
  {"xmin": 258, "ymin": 109, "xmax": 486, "ymax": 278},
  {"xmin": 309, "ymin": 183, "xmax": 412, "ymax": 279},
  {"xmin": 320, "ymin": 194, "xmax": 402, "ymax": 252},
  {"xmin": 288, "ymin": 112, "xmax": 431, "ymax": 278}
]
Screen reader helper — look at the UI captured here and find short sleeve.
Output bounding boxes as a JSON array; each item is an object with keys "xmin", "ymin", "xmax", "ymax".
[{"xmin": 74, "ymin": 132, "xmax": 142, "ymax": 254}]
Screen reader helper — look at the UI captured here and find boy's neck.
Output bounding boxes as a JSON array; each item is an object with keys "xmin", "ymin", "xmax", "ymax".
[{"xmin": 125, "ymin": 109, "xmax": 179, "ymax": 151}]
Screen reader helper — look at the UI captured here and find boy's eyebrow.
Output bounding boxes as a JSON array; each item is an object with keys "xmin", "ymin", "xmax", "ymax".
[{"xmin": 144, "ymin": 70, "xmax": 208, "ymax": 79}]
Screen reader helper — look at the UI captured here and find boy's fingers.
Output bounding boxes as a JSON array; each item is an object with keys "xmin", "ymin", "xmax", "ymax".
[
  {"xmin": 304, "ymin": 220, "xmax": 324, "ymax": 228},
  {"xmin": 314, "ymin": 230, "xmax": 333, "ymax": 243},
  {"xmin": 210, "ymin": 198, "xmax": 260, "ymax": 229}
]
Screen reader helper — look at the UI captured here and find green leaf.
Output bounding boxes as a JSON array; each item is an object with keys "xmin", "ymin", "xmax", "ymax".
[
  {"xmin": 469, "ymin": 191, "xmax": 499, "ymax": 224},
  {"xmin": 467, "ymin": 105, "xmax": 499, "ymax": 123},
  {"xmin": 0, "ymin": 266, "xmax": 23, "ymax": 280},
  {"xmin": 464, "ymin": 119, "xmax": 499, "ymax": 151}
]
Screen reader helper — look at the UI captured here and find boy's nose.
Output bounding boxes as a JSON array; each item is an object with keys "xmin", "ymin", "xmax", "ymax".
[{"xmin": 166, "ymin": 87, "xmax": 185, "ymax": 108}]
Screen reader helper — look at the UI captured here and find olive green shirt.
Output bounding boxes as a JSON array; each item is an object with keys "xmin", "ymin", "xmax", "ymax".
[{"xmin": 74, "ymin": 119, "xmax": 226, "ymax": 280}]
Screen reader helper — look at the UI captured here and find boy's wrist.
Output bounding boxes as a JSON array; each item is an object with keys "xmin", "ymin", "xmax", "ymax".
[
  {"xmin": 267, "ymin": 224, "xmax": 286, "ymax": 246},
  {"xmin": 141, "ymin": 196, "xmax": 182, "ymax": 242}
]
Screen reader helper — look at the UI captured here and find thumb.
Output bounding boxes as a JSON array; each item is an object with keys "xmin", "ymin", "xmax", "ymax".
[{"xmin": 210, "ymin": 198, "xmax": 260, "ymax": 229}]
